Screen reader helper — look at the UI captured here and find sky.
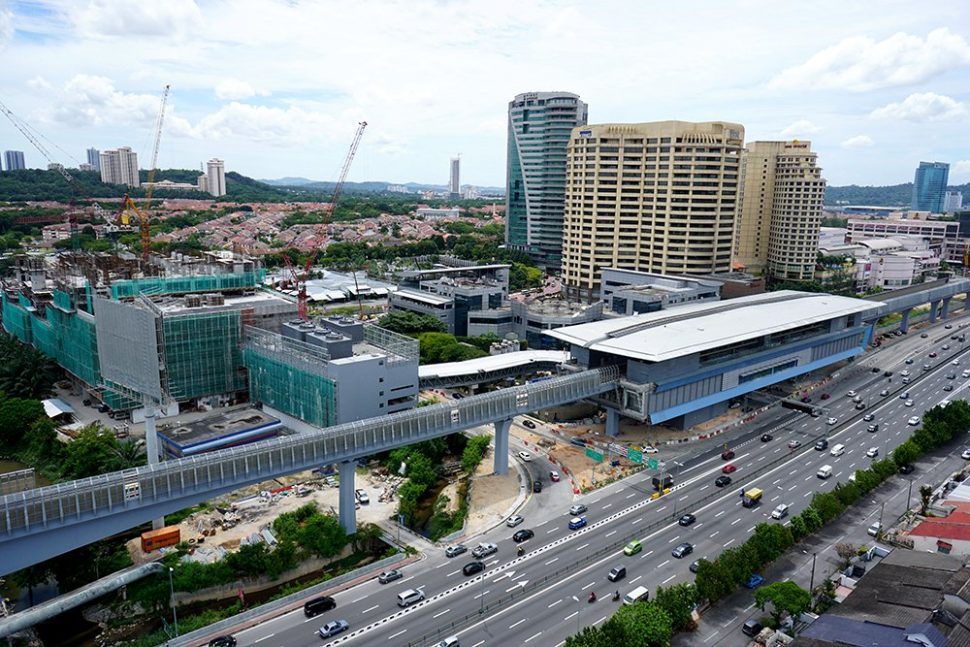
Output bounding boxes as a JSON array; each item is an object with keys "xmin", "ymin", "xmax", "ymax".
[{"xmin": 0, "ymin": 0, "xmax": 969, "ymax": 188}]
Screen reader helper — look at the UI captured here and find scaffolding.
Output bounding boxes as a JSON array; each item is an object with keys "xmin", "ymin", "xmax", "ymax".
[
  {"xmin": 162, "ymin": 310, "xmax": 246, "ymax": 401},
  {"xmin": 109, "ymin": 270, "xmax": 266, "ymax": 300},
  {"xmin": 242, "ymin": 326, "xmax": 336, "ymax": 427},
  {"xmin": 362, "ymin": 324, "xmax": 419, "ymax": 365},
  {"xmin": 1, "ymin": 292, "xmax": 32, "ymax": 344}
]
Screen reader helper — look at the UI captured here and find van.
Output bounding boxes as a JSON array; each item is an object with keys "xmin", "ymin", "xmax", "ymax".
[
  {"xmin": 830, "ymin": 444, "xmax": 845, "ymax": 457},
  {"xmin": 742, "ymin": 619, "xmax": 764, "ymax": 637},
  {"xmin": 963, "ymin": 370, "xmax": 970, "ymax": 379},
  {"xmin": 771, "ymin": 504, "xmax": 789, "ymax": 520},
  {"xmin": 817, "ymin": 465, "xmax": 833, "ymax": 479},
  {"xmin": 903, "ymin": 376, "xmax": 911, "ymax": 384},
  {"xmin": 623, "ymin": 585, "xmax": 650, "ymax": 605},
  {"xmin": 303, "ymin": 596, "xmax": 336, "ymax": 617},
  {"xmin": 397, "ymin": 589, "xmax": 425, "ymax": 608},
  {"xmin": 608, "ymin": 565, "xmax": 626, "ymax": 582},
  {"xmin": 742, "ymin": 488, "xmax": 763, "ymax": 508}
]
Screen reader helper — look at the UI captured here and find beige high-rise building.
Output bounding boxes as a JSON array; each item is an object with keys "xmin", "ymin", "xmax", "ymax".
[
  {"xmin": 561, "ymin": 121, "xmax": 745, "ymax": 297},
  {"xmin": 207, "ymin": 158, "xmax": 226, "ymax": 197},
  {"xmin": 99, "ymin": 146, "xmax": 139, "ymax": 187},
  {"xmin": 734, "ymin": 141, "xmax": 825, "ymax": 281}
]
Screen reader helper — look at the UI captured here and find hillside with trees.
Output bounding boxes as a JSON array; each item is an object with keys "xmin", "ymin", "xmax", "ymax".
[{"xmin": 825, "ymin": 183, "xmax": 969, "ymax": 207}]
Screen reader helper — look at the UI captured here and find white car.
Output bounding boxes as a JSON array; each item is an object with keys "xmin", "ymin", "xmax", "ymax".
[
  {"xmin": 642, "ymin": 446, "xmax": 659, "ymax": 454},
  {"xmin": 866, "ymin": 447, "xmax": 879, "ymax": 458},
  {"xmin": 517, "ymin": 451, "xmax": 532, "ymax": 462},
  {"xmin": 900, "ymin": 369, "xmax": 911, "ymax": 377},
  {"xmin": 826, "ymin": 417, "xmax": 838, "ymax": 425},
  {"xmin": 908, "ymin": 416, "xmax": 921, "ymax": 426},
  {"xmin": 506, "ymin": 514, "xmax": 524, "ymax": 528},
  {"xmin": 846, "ymin": 390, "xmax": 857, "ymax": 397},
  {"xmin": 867, "ymin": 522, "xmax": 882, "ymax": 537},
  {"xmin": 953, "ymin": 360, "xmax": 961, "ymax": 366},
  {"xmin": 905, "ymin": 400, "xmax": 914, "ymax": 407},
  {"xmin": 355, "ymin": 489, "xmax": 370, "ymax": 504},
  {"xmin": 962, "ymin": 449, "xmax": 970, "ymax": 460}
]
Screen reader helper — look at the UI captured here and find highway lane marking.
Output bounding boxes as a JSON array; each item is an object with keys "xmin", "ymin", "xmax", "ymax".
[
  {"xmin": 774, "ymin": 447, "xmax": 782, "ymax": 453},
  {"xmin": 709, "ymin": 531, "xmax": 719, "ymax": 538},
  {"xmin": 662, "ymin": 574, "xmax": 676, "ymax": 584},
  {"xmin": 645, "ymin": 550, "xmax": 654, "ymax": 556},
  {"xmin": 252, "ymin": 634, "xmax": 274, "ymax": 643},
  {"xmin": 545, "ymin": 557, "xmax": 559, "ymax": 565},
  {"xmin": 626, "ymin": 493, "xmax": 637, "ymax": 499},
  {"xmin": 790, "ymin": 469, "xmax": 798, "ymax": 475},
  {"xmin": 747, "ymin": 526, "xmax": 756, "ymax": 532},
  {"xmin": 575, "ymin": 543, "xmax": 589, "ymax": 551},
  {"xmin": 524, "ymin": 631, "xmax": 543, "ymax": 643},
  {"xmin": 595, "ymin": 615, "xmax": 608, "ymax": 625},
  {"xmin": 536, "ymin": 520, "xmax": 548, "ymax": 527},
  {"xmin": 668, "ymin": 535, "xmax": 680, "ymax": 543},
  {"xmin": 743, "ymin": 603, "xmax": 755, "ymax": 612},
  {"xmin": 547, "ymin": 528, "xmax": 557, "ymax": 534},
  {"xmin": 388, "ymin": 629, "xmax": 407, "ymax": 640},
  {"xmin": 632, "ymin": 517, "xmax": 643, "ymax": 524},
  {"xmin": 602, "ymin": 503, "xmax": 613, "ymax": 510},
  {"xmin": 804, "ymin": 491, "xmax": 812, "ymax": 497},
  {"xmin": 581, "ymin": 581, "xmax": 595, "ymax": 591},
  {"xmin": 630, "ymin": 575, "xmax": 642, "ymax": 584},
  {"xmin": 722, "ymin": 614, "xmax": 739, "ymax": 627},
  {"xmin": 657, "ymin": 505, "xmax": 667, "ymax": 511},
  {"xmin": 351, "ymin": 594, "xmax": 367, "ymax": 603},
  {"xmin": 702, "ymin": 630, "xmax": 721, "ymax": 642},
  {"xmin": 724, "ymin": 538, "xmax": 736, "ymax": 547},
  {"xmin": 700, "ymin": 485, "xmax": 710, "ymax": 491},
  {"xmin": 715, "ymin": 510, "xmax": 725, "ymax": 517},
  {"xmin": 758, "ymin": 455, "xmax": 766, "ymax": 461},
  {"xmin": 605, "ymin": 530, "xmax": 617, "ymax": 538},
  {"xmin": 659, "ymin": 559, "xmax": 670, "ymax": 567},
  {"xmin": 564, "ymin": 611, "xmax": 578, "ymax": 622},
  {"xmin": 772, "ymin": 479, "xmax": 782, "ymax": 485},
  {"xmin": 474, "ymin": 589, "xmax": 490, "ymax": 599},
  {"xmin": 731, "ymin": 518, "xmax": 741, "ymax": 525},
  {"xmin": 804, "ymin": 475, "xmax": 813, "ymax": 481},
  {"xmin": 362, "ymin": 604, "xmax": 379, "ymax": 613},
  {"xmin": 446, "ymin": 569, "xmax": 460, "ymax": 576},
  {"xmin": 471, "ymin": 642, "xmax": 485, "ymax": 647},
  {"xmin": 433, "ymin": 608, "xmax": 450, "ymax": 619},
  {"xmin": 694, "ymin": 523, "xmax": 704, "ymax": 529},
  {"xmin": 548, "ymin": 598, "xmax": 562, "ymax": 608},
  {"xmin": 770, "ymin": 495, "xmax": 780, "ymax": 502},
  {"xmin": 788, "ymin": 485, "xmax": 798, "ymax": 491},
  {"xmin": 510, "ymin": 618, "xmax": 528, "ymax": 629},
  {"xmin": 679, "ymin": 494, "xmax": 689, "ymax": 501}
]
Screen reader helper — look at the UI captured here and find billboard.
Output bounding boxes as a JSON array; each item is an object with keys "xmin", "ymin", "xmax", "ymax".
[{"xmin": 94, "ymin": 297, "xmax": 163, "ymax": 401}]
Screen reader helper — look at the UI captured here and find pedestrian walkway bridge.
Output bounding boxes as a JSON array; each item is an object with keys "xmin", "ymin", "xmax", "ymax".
[{"xmin": 0, "ymin": 367, "xmax": 619, "ymax": 575}]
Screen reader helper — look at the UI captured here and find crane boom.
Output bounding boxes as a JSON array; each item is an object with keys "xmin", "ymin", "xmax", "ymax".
[
  {"xmin": 137, "ymin": 84, "xmax": 171, "ymax": 261},
  {"xmin": 325, "ymin": 120, "xmax": 367, "ymax": 222}
]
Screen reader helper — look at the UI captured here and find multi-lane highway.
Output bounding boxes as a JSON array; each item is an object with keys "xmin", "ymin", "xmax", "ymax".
[{"xmin": 229, "ymin": 319, "xmax": 970, "ymax": 647}]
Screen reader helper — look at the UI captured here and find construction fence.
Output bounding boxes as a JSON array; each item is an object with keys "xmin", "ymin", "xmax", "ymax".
[{"xmin": 109, "ymin": 270, "xmax": 266, "ymax": 300}]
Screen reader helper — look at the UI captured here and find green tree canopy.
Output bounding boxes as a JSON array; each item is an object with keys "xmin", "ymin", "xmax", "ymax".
[
  {"xmin": 377, "ymin": 311, "xmax": 447, "ymax": 334},
  {"xmin": 754, "ymin": 581, "xmax": 811, "ymax": 627}
]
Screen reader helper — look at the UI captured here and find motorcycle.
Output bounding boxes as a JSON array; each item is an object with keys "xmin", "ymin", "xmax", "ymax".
[
  {"xmin": 517, "ymin": 545, "xmax": 525, "ymax": 557},
  {"xmin": 588, "ymin": 591, "xmax": 597, "ymax": 603},
  {"xmin": 612, "ymin": 590, "xmax": 620, "ymax": 602}
]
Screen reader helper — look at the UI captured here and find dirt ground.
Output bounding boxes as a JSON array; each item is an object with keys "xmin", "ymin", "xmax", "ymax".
[{"xmin": 464, "ymin": 450, "xmax": 521, "ymax": 536}]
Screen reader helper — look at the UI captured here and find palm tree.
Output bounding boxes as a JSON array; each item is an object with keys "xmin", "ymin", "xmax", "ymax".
[{"xmin": 113, "ymin": 439, "xmax": 146, "ymax": 470}]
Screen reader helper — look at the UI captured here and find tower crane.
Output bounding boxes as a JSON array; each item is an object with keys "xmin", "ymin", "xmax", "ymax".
[{"xmin": 284, "ymin": 120, "xmax": 367, "ymax": 320}]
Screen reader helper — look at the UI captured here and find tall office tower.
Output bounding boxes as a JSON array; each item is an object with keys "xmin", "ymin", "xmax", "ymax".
[
  {"xmin": 561, "ymin": 121, "xmax": 744, "ymax": 298},
  {"xmin": 86, "ymin": 148, "xmax": 101, "ymax": 172},
  {"xmin": 912, "ymin": 161, "xmax": 949, "ymax": 213},
  {"xmin": 734, "ymin": 140, "xmax": 826, "ymax": 281},
  {"xmin": 449, "ymin": 157, "xmax": 461, "ymax": 199},
  {"xmin": 99, "ymin": 147, "xmax": 140, "ymax": 187},
  {"xmin": 4, "ymin": 150, "xmax": 26, "ymax": 170},
  {"xmin": 506, "ymin": 91, "xmax": 588, "ymax": 268},
  {"xmin": 944, "ymin": 190, "xmax": 963, "ymax": 213},
  {"xmin": 207, "ymin": 158, "xmax": 226, "ymax": 197}
]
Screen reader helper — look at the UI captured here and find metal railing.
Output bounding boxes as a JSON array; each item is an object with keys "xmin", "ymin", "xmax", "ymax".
[{"xmin": 0, "ymin": 367, "xmax": 619, "ymax": 541}]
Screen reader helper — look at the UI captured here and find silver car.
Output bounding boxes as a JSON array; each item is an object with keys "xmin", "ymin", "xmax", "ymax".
[{"xmin": 472, "ymin": 542, "xmax": 498, "ymax": 558}]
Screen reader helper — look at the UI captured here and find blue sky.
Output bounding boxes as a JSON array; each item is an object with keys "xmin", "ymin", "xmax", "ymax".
[{"xmin": 0, "ymin": 0, "xmax": 969, "ymax": 187}]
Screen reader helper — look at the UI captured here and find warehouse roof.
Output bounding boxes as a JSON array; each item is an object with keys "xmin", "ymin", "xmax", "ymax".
[
  {"xmin": 418, "ymin": 350, "xmax": 570, "ymax": 380},
  {"xmin": 546, "ymin": 291, "xmax": 879, "ymax": 363}
]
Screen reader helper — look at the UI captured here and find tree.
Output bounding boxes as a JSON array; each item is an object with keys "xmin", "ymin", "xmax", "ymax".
[
  {"xmin": 835, "ymin": 543, "xmax": 858, "ymax": 569},
  {"xmin": 351, "ymin": 522, "xmax": 383, "ymax": 553},
  {"xmin": 0, "ymin": 336, "xmax": 58, "ymax": 399},
  {"xmin": 604, "ymin": 599, "xmax": 673, "ymax": 647},
  {"xmin": 920, "ymin": 485, "xmax": 933, "ymax": 515},
  {"xmin": 461, "ymin": 434, "xmax": 491, "ymax": 473},
  {"xmin": 892, "ymin": 440, "xmax": 921, "ymax": 467},
  {"xmin": 695, "ymin": 558, "xmax": 732, "ymax": 604},
  {"xmin": 299, "ymin": 513, "xmax": 348, "ymax": 558},
  {"xmin": 0, "ymin": 396, "xmax": 45, "ymax": 447},
  {"xmin": 754, "ymin": 581, "xmax": 811, "ymax": 627},
  {"xmin": 59, "ymin": 424, "xmax": 127, "ymax": 479},
  {"xmin": 653, "ymin": 582, "xmax": 698, "ymax": 631}
]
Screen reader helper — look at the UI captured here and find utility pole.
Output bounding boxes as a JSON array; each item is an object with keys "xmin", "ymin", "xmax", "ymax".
[
  {"xmin": 809, "ymin": 552, "xmax": 817, "ymax": 599},
  {"xmin": 168, "ymin": 567, "xmax": 179, "ymax": 637}
]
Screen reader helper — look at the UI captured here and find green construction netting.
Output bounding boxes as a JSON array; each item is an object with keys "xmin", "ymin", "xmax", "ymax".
[
  {"xmin": 37, "ymin": 306, "xmax": 100, "ymax": 386},
  {"xmin": 162, "ymin": 311, "xmax": 246, "ymax": 400},
  {"xmin": 1, "ymin": 293, "xmax": 32, "ymax": 344},
  {"xmin": 243, "ymin": 347, "xmax": 336, "ymax": 427},
  {"xmin": 110, "ymin": 271, "xmax": 266, "ymax": 299}
]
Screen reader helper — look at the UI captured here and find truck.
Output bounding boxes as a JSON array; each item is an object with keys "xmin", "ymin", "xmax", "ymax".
[
  {"xmin": 742, "ymin": 487, "xmax": 763, "ymax": 508},
  {"xmin": 652, "ymin": 475, "xmax": 673, "ymax": 491},
  {"xmin": 140, "ymin": 525, "xmax": 181, "ymax": 553}
]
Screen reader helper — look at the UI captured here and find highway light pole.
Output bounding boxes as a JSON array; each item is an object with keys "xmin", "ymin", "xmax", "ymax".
[
  {"xmin": 479, "ymin": 573, "xmax": 486, "ymax": 615},
  {"xmin": 168, "ymin": 566, "xmax": 178, "ymax": 637},
  {"xmin": 571, "ymin": 595, "xmax": 581, "ymax": 635}
]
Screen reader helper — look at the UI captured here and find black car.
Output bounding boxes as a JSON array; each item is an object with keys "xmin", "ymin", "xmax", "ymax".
[
  {"xmin": 760, "ymin": 433, "xmax": 773, "ymax": 442},
  {"xmin": 814, "ymin": 439, "xmax": 829, "ymax": 451},
  {"xmin": 715, "ymin": 475, "xmax": 732, "ymax": 487},
  {"xmin": 689, "ymin": 559, "xmax": 702, "ymax": 573},
  {"xmin": 533, "ymin": 480, "xmax": 543, "ymax": 493},
  {"xmin": 209, "ymin": 637, "xmax": 237, "ymax": 647},
  {"xmin": 871, "ymin": 367, "xmax": 880, "ymax": 373},
  {"xmin": 522, "ymin": 419, "xmax": 536, "ymax": 429},
  {"xmin": 678, "ymin": 513, "xmax": 697, "ymax": 526},
  {"xmin": 884, "ymin": 371, "xmax": 893, "ymax": 377},
  {"xmin": 303, "ymin": 596, "xmax": 337, "ymax": 618},
  {"xmin": 671, "ymin": 542, "xmax": 693, "ymax": 558},
  {"xmin": 513, "ymin": 529, "xmax": 534, "ymax": 543},
  {"xmin": 855, "ymin": 402, "xmax": 866, "ymax": 410},
  {"xmin": 945, "ymin": 384, "xmax": 955, "ymax": 392},
  {"xmin": 899, "ymin": 464, "xmax": 915, "ymax": 474},
  {"xmin": 463, "ymin": 561, "xmax": 486, "ymax": 576}
]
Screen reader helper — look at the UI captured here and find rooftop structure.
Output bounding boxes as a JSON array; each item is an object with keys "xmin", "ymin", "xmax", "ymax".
[
  {"xmin": 157, "ymin": 409, "xmax": 283, "ymax": 458},
  {"xmin": 600, "ymin": 268, "xmax": 721, "ymax": 315}
]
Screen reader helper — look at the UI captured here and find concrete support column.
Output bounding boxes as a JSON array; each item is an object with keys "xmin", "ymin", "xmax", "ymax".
[
  {"xmin": 143, "ymin": 400, "xmax": 165, "ymax": 530},
  {"xmin": 900, "ymin": 308, "xmax": 912, "ymax": 334},
  {"xmin": 338, "ymin": 460, "xmax": 357, "ymax": 536},
  {"xmin": 605, "ymin": 408, "xmax": 621, "ymax": 438},
  {"xmin": 929, "ymin": 300, "xmax": 940, "ymax": 324},
  {"xmin": 493, "ymin": 418, "xmax": 511, "ymax": 475},
  {"xmin": 942, "ymin": 297, "xmax": 952, "ymax": 319}
]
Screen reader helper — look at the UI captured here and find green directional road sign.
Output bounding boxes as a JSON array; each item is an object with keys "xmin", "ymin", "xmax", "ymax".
[
  {"xmin": 585, "ymin": 447, "xmax": 604, "ymax": 462},
  {"xmin": 627, "ymin": 449, "xmax": 643, "ymax": 464},
  {"xmin": 647, "ymin": 458, "xmax": 659, "ymax": 470}
]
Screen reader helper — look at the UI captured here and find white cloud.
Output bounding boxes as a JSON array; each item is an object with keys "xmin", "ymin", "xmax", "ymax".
[
  {"xmin": 952, "ymin": 160, "xmax": 970, "ymax": 183},
  {"xmin": 26, "ymin": 76, "xmax": 51, "ymax": 91},
  {"xmin": 195, "ymin": 102, "xmax": 335, "ymax": 145},
  {"xmin": 73, "ymin": 0, "xmax": 201, "ymax": 38},
  {"xmin": 0, "ymin": 4, "xmax": 12, "ymax": 48},
  {"xmin": 214, "ymin": 79, "xmax": 266, "ymax": 101},
  {"xmin": 870, "ymin": 92, "xmax": 968, "ymax": 122},
  {"xmin": 769, "ymin": 28, "xmax": 970, "ymax": 92},
  {"xmin": 780, "ymin": 119, "xmax": 822, "ymax": 136},
  {"xmin": 841, "ymin": 135, "xmax": 874, "ymax": 148}
]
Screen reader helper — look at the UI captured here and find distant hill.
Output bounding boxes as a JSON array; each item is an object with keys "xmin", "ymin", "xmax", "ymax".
[
  {"xmin": 825, "ymin": 183, "xmax": 969, "ymax": 207},
  {"xmin": 260, "ymin": 178, "xmax": 506, "ymax": 195}
]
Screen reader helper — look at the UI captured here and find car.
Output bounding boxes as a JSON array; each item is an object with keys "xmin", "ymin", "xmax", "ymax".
[
  {"xmin": 946, "ymin": 324, "xmax": 954, "ymax": 329},
  {"xmin": 472, "ymin": 542, "xmax": 498, "ymax": 558},
  {"xmin": 901, "ymin": 369, "xmax": 911, "ymax": 376},
  {"xmin": 800, "ymin": 396, "xmax": 811, "ymax": 403},
  {"xmin": 642, "ymin": 446, "xmax": 659, "ymax": 454},
  {"xmin": 445, "ymin": 544, "xmax": 467, "ymax": 558},
  {"xmin": 771, "ymin": 504, "xmax": 789, "ymax": 519},
  {"xmin": 715, "ymin": 475, "xmax": 732, "ymax": 487},
  {"xmin": 743, "ymin": 574, "xmax": 765, "ymax": 589},
  {"xmin": 810, "ymin": 409, "xmax": 821, "ymax": 417},
  {"xmin": 689, "ymin": 559, "xmax": 702, "ymax": 573},
  {"xmin": 569, "ymin": 504, "xmax": 588, "ymax": 516},
  {"xmin": 815, "ymin": 439, "xmax": 829, "ymax": 451},
  {"xmin": 378, "ymin": 569, "xmax": 403, "ymax": 584},
  {"xmin": 722, "ymin": 464, "xmax": 737, "ymax": 474},
  {"xmin": 880, "ymin": 389, "xmax": 890, "ymax": 396},
  {"xmin": 550, "ymin": 470, "xmax": 561, "ymax": 482},
  {"xmin": 820, "ymin": 393, "xmax": 830, "ymax": 400},
  {"xmin": 742, "ymin": 619, "xmax": 764, "ymax": 637},
  {"xmin": 847, "ymin": 390, "xmax": 857, "ymax": 397},
  {"xmin": 97, "ymin": 403, "xmax": 110, "ymax": 413},
  {"xmin": 944, "ymin": 344, "xmax": 951, "ymax": 350},
  {"xmin": 788, "ymin": 439, "xmax": 801, "ymax": 449},
  {"xmin": 884, "ymin": 371, "xmax": 893, "ymax": 377},
  {"xmin": 533, "ymin": 480, "xmax": 543, "ymax": 493},
  {"xmin": 962, "ymin": 449, "xmax": 970, "ymax": 460},
  {"xmin": 866, "ymin": 447, "xmax": 879, "ymax": 458},
  {"xmin": 678, "ymin": 513, "xmax": 697, "ymax": 527},
  {"xmin": 899, "ymin": 464, "xmax": 915, "ymax": 474},
  {"xmin": 905, "ymin": 400, "xmax": 914, "ymax": 407},
  {"xmin": 304, "ymin": 596, "xmax": 337, "ymax": 617},
  {"xmin": 855, "ymin": 402, "xmax": 866, "ymax": 410},
  {"xmin": 908, "ymin": 416, "xmax": 921, "ymax": 425},
  {"xmin": 867, "ymin": 522, "xmax": 883, "ymax": 537},
  {"xmin": 852, "ymin": 395, "xmax": 863, "ymax": 403},
  {"xmin": 568, "ymin": 516, "xmax": 587, "ymax": 530},
  {"xmin": 721, "ymin": 449, "xmax": 736, "ymax": 460},
  {"xmin": 672, "ymin": 542, "xmax": 693, "ymax": 558},
  {"xmin": 905, "ymin": 358, "xmax": 914, "ymax": 365},
  {"xmin": 924, "ymin": 364, "xmax": 932, "ymax": 371},
  {"xmin": 863, "ymin": 413, "xmax": 874, "ymax": 421},
  {"xmin": 947, "ymin": 373, "xmax": 957, "ymax": 379},
  {"xmin": 930, "ymin": 352, "xmax": 938, "ymax": 358},
  {"xmin": 867, "ymin": 424, "xmax": 879, "ymax": 432},
  {"xmin": 208, "ymin": 637, "xmax": 237, "ymax": 647},
  {"xmin": 954, "ymin": 359, "xmax": 962, "ymax": 366},
  {"xmin": 760, "ymin": 433, "xmax": 773, "ymax": 442},
  {"xmin": 318, "ymin": 620, "xmax": 350, "ymax": 638},
  {"xmin": 826, "ymin": 417, "xmax": 838, "ymax": 425},
  {"xmin": 512, "ymin": 529, "xmax": 534, "ymax": 543},
  {"xmin": 871, "ymin": 367, "xmax": 881, "ymax": 373},
  {"xmin": 624, "ymin": 539, "xmax": 643, "ymax": 556},
  {"xmin": 921, "ymin": 333, "xmax": 929, "ymax": 338},
  {"xmin": 522, "ymin": 419, "xmax": 536, "ymax": 429},
  {"xmin": 900, "ymin": 391, "xmax": 910, "ymax": 400},
  {"xmin": 506, "ymin": 515, "xmax": 524, "ymax": 528},
  {"xmin": 517, "ymin": 451, "xmax": 532, "ymax": 462},
  {"xmin": 945, "ymin": 385, "xmax": 955, "ymax": 391},
  {"xmin": 463, "ymin": 561, "xmax": 486, "ymax": 576},
  {"xmin": 355, "ymin": 489, "xmax": 369, "ymax": 504},
  {"xmin": 434, "ymin": 637, "xmax": 461, "ymax": 647}
]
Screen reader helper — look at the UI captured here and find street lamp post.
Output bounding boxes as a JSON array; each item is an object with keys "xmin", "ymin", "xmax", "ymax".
[
  {"xmin": 809, "ymin": 552, "xmax": 817, "ymax": 598},
  {"xmin": 168, "ymin": 567, "xmax": 178, "ymax": 637},
  {"xmin": 571, "ymin": 595, "xmax": 581, "ymax": 635},
  {"xmin": 480, "ymin": 572, "xmax": 486, "ymax": 615}
]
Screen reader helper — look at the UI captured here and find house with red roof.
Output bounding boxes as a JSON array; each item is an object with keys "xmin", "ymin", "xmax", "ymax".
[{"xmin": 908, "ymin": 501, "xmax": 970, "ymax": 555}]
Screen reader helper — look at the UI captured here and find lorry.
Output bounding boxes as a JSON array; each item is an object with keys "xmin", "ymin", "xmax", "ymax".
[
  {"xmin": 141, "ymin": 525, "xmax": 181, "ymax": 552},
  {"xmin": 652, "ymin": 475, "xmax": 673, "ymax": 491},
  {"xmin": 742, "ymin": 488, "xmax": 763, "ymax": 508}
]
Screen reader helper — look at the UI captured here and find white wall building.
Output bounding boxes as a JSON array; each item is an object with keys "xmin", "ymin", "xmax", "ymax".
[
  {"xmin": 207, "ymin": 159, "xmax": 226, "ymax": 197},
  {"xmin": 100, "ymin": 147, "xmax": 139, "ymax": 187},
  {"xmin": 945, "ymin": 191, "xmax": 964, "ymax": 213}
]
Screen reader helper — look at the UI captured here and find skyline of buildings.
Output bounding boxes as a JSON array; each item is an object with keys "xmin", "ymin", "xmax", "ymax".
[
  {"xmin": 560, "ymin": 120, "xmax": 744, "ymax": 298},
  {"xmin": 912, "ymin": 161, "xmax": 950, "ymax": 213},
  {"xmin": 448, "ymin": 156, "xmax": 460, "ymax": 200},
  {"xmin": 505, "ymin": 91, "xmax": 588, "ymax": 269},
  {"xmin": 86, "ymin": 147, "xmax": 100, "ymax": 173},
  {"xmin": 99, "ymin": 146, "xmax": 139, "ymax": 187},
  {"xmin": 3, "ymin": 150, "xmax": 25, "ymax": 171}
]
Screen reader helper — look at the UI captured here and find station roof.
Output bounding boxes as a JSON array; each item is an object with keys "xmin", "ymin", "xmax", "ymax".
[
  {"xmin": 418, "ymin": 350, "xmax": 570, "ymax": 380},
  {"xmin": 546, "ymin": 291, "xmax": 880, "ymax": 363},
  {"xmin": 393, "ymin": 288, "xmax": 453, "ymax": 306}
]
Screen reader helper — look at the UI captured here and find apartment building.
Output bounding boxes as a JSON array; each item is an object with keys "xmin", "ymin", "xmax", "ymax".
[{"xmin": 100, "ymin": 147, "xmax": 139, "ymax": 187}]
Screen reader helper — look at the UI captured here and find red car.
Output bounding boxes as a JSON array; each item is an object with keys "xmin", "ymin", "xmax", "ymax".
[
  {"xmin": 549, "ymin": 471, "xmax": 561, "ymax": 482},
  {"xmin": 820, "ymin": 393, "xmax": 830, "ymax": 400},
  {"xmin": 722, "ymin": 464, "xmax": 737, "ymax": 474},
  {"xmin": 721, "ymin": 450, "xmax": 735, "ymax": 460}
]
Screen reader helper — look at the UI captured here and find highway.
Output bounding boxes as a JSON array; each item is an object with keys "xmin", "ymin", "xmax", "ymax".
[{"xmin": 230, "ymin": 319, "xmax": 970, "ymax": 647}]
